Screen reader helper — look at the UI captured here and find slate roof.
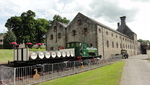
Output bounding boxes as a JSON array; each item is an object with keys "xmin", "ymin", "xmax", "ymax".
[
  {"xmin": 117, "ymin": 16, "xmax": 135, "ymax": 35},
  {"xmin": 77, "ymin": 12, "xmax": 131, "ymax": 37}
]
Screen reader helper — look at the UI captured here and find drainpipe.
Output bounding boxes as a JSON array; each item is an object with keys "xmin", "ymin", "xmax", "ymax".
[{"xmin": 102, "ymin": 27, "xmax": 105, "ymax": 59}]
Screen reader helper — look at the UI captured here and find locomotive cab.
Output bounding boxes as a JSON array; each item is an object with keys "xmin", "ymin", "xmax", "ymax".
[{"xmin": 66, "ymin": 42, "xmax": 99, "ymax": 59}]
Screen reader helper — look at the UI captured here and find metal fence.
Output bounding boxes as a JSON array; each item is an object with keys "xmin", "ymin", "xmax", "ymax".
[{"xmin": 0, "ymin": 55, "xmax": 122, "ymax": 85}]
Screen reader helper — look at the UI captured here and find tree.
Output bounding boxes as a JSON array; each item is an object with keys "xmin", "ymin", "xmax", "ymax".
[
  {"xmin": 21, "ymin": 10, "xmax": 36, "ymax": 44},
  {"xmin": 5, "ymin": 16, "xmax": 22, "ymax": 43},
  {"xmin": 5, "ymin": 10, "xmax": 70, "ymax": 44},
  {"xmin": 3, "ymin": 29, "xmax": 16, "ymax": 49},
  {"xmin": 138, "ymin": 39, "xmax": 144, "ymax": 43},
  {"xmin": 0, "ymin": 33, "xmax": 4, "ymax": 36},
  {"xmin": 50, "ymin": 15, "xmax": 70, "ymax": 26},
  {"xmin": 35, "ymin": 18, "xmax": 49, "ymax": 43},
  {"xmin": 5, "ymin": 10, "xmax": 36, "ymax": 44}
]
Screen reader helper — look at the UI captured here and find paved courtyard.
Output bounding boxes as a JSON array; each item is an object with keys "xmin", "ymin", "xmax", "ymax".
[{"xmin": 120, "ymin": 55, "xmax": 150, "ymax": 85}]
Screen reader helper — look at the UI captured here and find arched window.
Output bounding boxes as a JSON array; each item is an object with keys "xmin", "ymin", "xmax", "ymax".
[
  {"xmin": 99, "ymin": 29, "xmax": 101, "ymax": 33},
  {"xmin": 106, "ymin": 31, "xmax": 108, "ymax": 35},
  {"xmin": 106, "ymin": 41, "xmax": 109, "ymax": 47},
  {"xmin": 111, "ymin": 33, "xmax": 113, "ymax": 37},
  {"xmin": 54, "ymin": 26, "xmax": 57, "ymax": 32},
  {"xmin": 112, "ymin": 42, "xmax": 114, "ymax": 48},
  {"xmin": 72, "ymin": 30, "xmax": 76, "ymax": 36},
  {"xmin": 116, "ymin": 43, "xmax": 118, "ymax": 48},
  {"xmin": 120, "ymin": 43, "xmax": 122, "ymax": 48},
  {"xmin": 83, "ymin": 28, "xmax": 88, "ymax": 34},
  {"xmin": 50, "ymin": 47, "xmax": 53, "ymax": 50},
  {"xmin": 116, "ymin": 35, "xmax": 118, "ymax": 38},
  {"xmin": 58, "ymin": 33, "xmax": 61, "ymax": 39},
  {"xmin": 77, "ymin": 19, "xmax": 81, "ymax": 25},
  {"xmin": 50, "ymin": 34, "xmax": 53, "ymax": 40}
]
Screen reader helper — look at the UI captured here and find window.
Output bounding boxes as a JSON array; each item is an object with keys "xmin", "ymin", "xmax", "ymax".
[
  {"xmin": 54, "ymin": 26, "xmax": 57, "ymax": 32},
  {"xmin": 116, "ymin": 43, "xmax": 118, "ymax": 48},
  {"xmin": 72, "ymin": 30, "xmax": 76, "ymax": 36},
  {"xmin": 111, "ymin": 33, "xmax": 113, "ymax": 37},
  {"xmin": 120, "ymin": 44, "xmax": 122, "ymax": 48},
  {"xmin": 83, "ymin": 28, "xmax": 88, "ymax": 34},
  {"xmin": 106, "ymin": 41, "xmax": 109, "ymax": 47},
  {"xmin": 58, "ymin": 33, "xmax": 61, "ymax": 39},
  {"xmin": 99, "ymin": 29, "xmax": 101, "ymax": 33},
  {"xmin": 106, "ymin": 31, "xmax": 108, "ymax": 35},
  {"xmin": 50, "ymin": 47, "xmax": 53, "ymax": 50},
  {"xmin": 50, "ymin": 34, "xmax": 53, "ymax": 40},
  {"xmin": 116, "ymin": 35, "xmax": 118, "ymax": 38},
  {"xmin": 90, "ymin": 43, "xmax": 93, "ymax": 47},
  {"xmin": 112, "ymin": 42, "xmax": 114, "ymax": 48},
  {"xmin": 77, "ymin": 19, "xmax": 81, "ymax": 25}
]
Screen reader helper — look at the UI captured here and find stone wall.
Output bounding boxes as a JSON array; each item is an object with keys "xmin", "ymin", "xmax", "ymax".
[{"xmin": 46, "ymin": 12, "xmax": 139, "ymax": 59}]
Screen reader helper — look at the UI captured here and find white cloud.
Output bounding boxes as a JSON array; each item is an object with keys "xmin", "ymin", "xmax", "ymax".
[{"xmin": 0, "ymin": 0, "xmax": 150, "ymax": 40}]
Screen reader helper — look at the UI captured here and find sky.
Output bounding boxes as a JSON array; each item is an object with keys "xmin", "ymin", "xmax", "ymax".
[{"xmin": 0, "ymin": 0, "xmax": 150, "ymax": 40}]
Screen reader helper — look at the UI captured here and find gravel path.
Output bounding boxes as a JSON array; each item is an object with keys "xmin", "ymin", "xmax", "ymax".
[{"xmin": 120, "ymin": 55, "xmax": 150, "ymax": 85}]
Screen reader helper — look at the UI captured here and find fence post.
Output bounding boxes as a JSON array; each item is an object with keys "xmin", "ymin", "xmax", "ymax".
[
  {"xmin": 52, "ymin": 64, "xmax": 53, "ymax": 79},
  {"xmin": 13, "ymin": 68, "xmax": 16, "ymax": 85}
]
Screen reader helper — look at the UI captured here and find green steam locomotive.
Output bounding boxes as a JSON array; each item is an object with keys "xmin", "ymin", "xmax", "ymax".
[{"xmin": 10, "ymin": 42, "xmax": 101, "ymax": 66}]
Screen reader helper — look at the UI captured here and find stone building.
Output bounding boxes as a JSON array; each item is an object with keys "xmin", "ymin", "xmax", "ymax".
[
  {"xmin": 46, "ymin": 21, "xmax": 67, "ymax": 51},
  {"xmin": 46, "ymin": 12, "xmax": 139, "ymax": 59},
  {"xmin": 0, "ymin": 35, "xmax": 4, "ymax": 45},
  {"xmin": 0, "ymin": 35, "xmax": 4, "ymax": 49}
]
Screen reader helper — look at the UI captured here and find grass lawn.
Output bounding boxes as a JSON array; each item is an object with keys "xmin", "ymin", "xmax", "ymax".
[
  {"xmin": 0, "ymin": 49, "xmax": 14, "ymax": 63},
  {"xmin": 39, "ymin": 61, "xmax": 125, "ymax": 85},
  {"xmin": 0, "ymin": 48, "xmax": 46, "ymax": 63},
  {"xmin": 29, "ymin": 48, "xmax": 46, "ymax": 51}
]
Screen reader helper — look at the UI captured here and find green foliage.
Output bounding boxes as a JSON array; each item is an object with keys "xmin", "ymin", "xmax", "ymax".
[
  {"xmin": 35, "ymin": 18, "xmax": 50, "ymax": 43},
  {"xmin": 138, "ymin": 39, "xmax": 150, "ymax": 46},
  {"xmin": 138, "ymin": 39, "xmax": 143, "ymax": 42},
  {"xmin": 0, "ymin": 33, "xmax": 4, "ymax": 36},
  {"xmin": 5, "ymin": 10, "xmax": 70, "ymax": 44},
  {"xmin": 5, "ymin": 16, "xmax": 22, "ymax": 43},
  {"xmin": 50, "ymin": 15, "xmax": 70, "ymax": 25},
  {"xmin": 39, "ymin": 61, "xmax": 125, "ymax": 85},
  {"xmin": 5, "ymin": 10, "xmax": 49, "ymax": 44},
  {"xmin": 21, "ymin": 10, "xmax": 36, "ymax": 44},
  {"xmin": 3, "ymin": 29, "xmax": 16, "ymax": 49}
]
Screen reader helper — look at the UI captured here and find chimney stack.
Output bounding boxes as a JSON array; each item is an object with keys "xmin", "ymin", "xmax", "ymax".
[
  {"xmin": 117, "ymin": 22, "xmax": 120, "ymax": 28},
  {"xmin": 120, "ymin": 16, "xmax": 126, "ymax": 25}
]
